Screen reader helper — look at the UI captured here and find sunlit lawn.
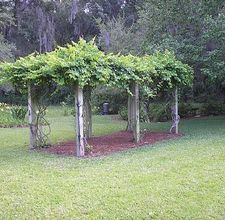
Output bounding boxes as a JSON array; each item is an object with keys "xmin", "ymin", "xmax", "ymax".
[{"xmin": 0, "ymin": 106, "xmax": 225, "ymax": 219}]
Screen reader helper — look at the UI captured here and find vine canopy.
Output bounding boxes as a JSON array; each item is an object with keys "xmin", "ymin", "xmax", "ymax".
[{"xmin": 0, "ymin": 38, "xmax": 193, "ymax": 95}]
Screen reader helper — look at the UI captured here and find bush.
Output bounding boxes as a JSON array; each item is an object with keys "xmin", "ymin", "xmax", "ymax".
[
  {"xmin": 179, "ymin": 102, "xmax": 225, "ymax": 117},
  {"xmin": 0, "ymin": 103, "xmax": 27, "ymax": 127},
  {"xmin": 60, "ymin": 101, "xmax": 72, "ymax": 116},
  {"xmin": 10, "ymin": 106, "xmax": 27, "ymax": 121},
  {"xmin": 179, "ymin": 103, "xmax": 200, "ymax": 118},
  {"xmin": 119, "ymin": 101, "xmax": 225, "ymax": 123},
  {"xmin": 118, "ymin": 106, "xmax": 153, "ymax": 122},
  {"xmin": 148, "ymin": 104, "xmax": 170, "ymax": 122},
  {"xmin": 91, "ymin": 87, "xmax": 127, "ymax": 114},
  {"xmin": 201, "ymin": 102, "xmax": 225, "ymax": 116},
  {"xmin": 118, "ymin": 107, "xmax": 128, "ymax": 120},
  {"xmin": 0, "ymin": 90, "xmax": 28, "ymax": 105}
]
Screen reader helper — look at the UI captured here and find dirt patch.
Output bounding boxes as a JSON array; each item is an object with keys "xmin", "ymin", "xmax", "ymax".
[{"xmin": 41, "ymin": 131, "xmax": 180, "ymax": 157}]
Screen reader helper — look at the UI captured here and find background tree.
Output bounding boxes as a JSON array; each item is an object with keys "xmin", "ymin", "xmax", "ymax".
[
  {"xmin": 1, "ymin": 0, "xmax": 225, "ymax": 108},
  {"xmin": 98, "ymin": 0, "xmax": 225, "ymax": 102},
  {"xmin": 0, "ymin": 4, "xmax": 15, "ymax": 61}
]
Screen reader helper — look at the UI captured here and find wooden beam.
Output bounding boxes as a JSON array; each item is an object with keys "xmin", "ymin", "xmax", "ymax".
[{"xmin": 75, "ymin": 84, "xmax": 85, "ymax": 157}]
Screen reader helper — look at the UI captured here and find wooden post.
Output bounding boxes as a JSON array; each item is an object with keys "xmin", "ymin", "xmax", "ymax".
[
  {"xmin": 74, "ymin": 84, "xmax": 85, "ymax": 157},
  {"xmin": 127, "ymin": 94, "xmax": 133, "ymax": 131},
  {"xmin": 28, "ymin": 84, "xmax": 38, "ymax": 149},
  {"xmin": 130, "ymin": 82, "xmax": 140, "ymax": 143},
  {"xmin": 83, "ymin": 87, "xmax": 92, "ymax": 139},
  {"xmin": 175, "ymin": 86, "xmax": 179, "ymax": 134},
  {"xmin": 170, "ymin": 87, "xmax": 180, "ymax": 134}
]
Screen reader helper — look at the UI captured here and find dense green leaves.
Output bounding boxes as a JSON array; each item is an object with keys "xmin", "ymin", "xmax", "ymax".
[
  {"xmin": 202, "ymin": 11, "xmax": 225, "ymax": 82},
  {"xmin": 0, "ymin": 6, "xmax": 15, "ymax": 62},
  {"xmin": 0, "ymin": 39, "xmax": 193, "ymax": 95},
  {"xmin": 48, "ymin": 39, "xmax": 111, "ymax": 88}
]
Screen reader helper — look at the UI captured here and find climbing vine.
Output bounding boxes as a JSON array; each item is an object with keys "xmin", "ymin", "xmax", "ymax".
[{"xmin": 0, "ymin": 38, "xmax": 193, "ymax": 93}]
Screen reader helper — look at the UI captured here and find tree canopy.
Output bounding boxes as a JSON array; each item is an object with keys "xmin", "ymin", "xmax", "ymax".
[{"xmin": 0, "ymin": 5, "xmax": 15, "ymax": 62}]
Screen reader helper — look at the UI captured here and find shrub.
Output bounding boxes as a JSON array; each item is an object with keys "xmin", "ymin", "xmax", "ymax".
[
  {"xmin": 148, "ymin": 104, "xmax": 170, "ymax": 122},
  {"xmin": 60, "ymin": 101, "xmax": 72, "ymax": 116},
  {"xmin": 91, "ymin": 87, "xmax": 127, "ymax": 114},
  {"xmin": 118, "ymin": 106, "xmax": 150, "ymax": 122},
  {"xmin": 179, "ymin": 102, "xmax": 225, "ymax": 117},
  {"xmin": 119, "ymin": 101, "xmax": 225, "ymax": 123},
  {"xmin": 10, "ymin": 106, "xmax": 27, "ymax": 121},
  {"xmin": 0, "ymin": 103, "xmax": 27, "ymax": 127},
  {"xmin": 201, "ymin": 102, "xmax": 225, "ymax": 116},
  {"xmin": 179, "ymin": 103, "xmax": 199, "ymax": 118},
  {"xmin": 118, "ymin": 107, "xmax": 128, "ymax": 120}
]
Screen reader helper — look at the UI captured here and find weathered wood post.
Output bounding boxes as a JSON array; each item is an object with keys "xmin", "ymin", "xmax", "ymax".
[
  {"xmin": 127, "ymin": 93, "xmax": 133, "ymax": 131},
  {"xmin": 83, "ymin": 86, "xmax": 92, "ymax": 139},
  {"xmin": 127, "ymin": 83, "xmax": 140, "ymax": 142},
  {"xmin": 175, "ymin": 86, "xmax": 179, "ymax": 134},
  {"xmin": 170, "ymin": 86, "xmax": 180, "ymax": 134},
  {"xmin": 74, "ymin": 84, "xmax": 85, "ymax": 157},
  {"xmin": 28, "ymin": 84, "xmax": 38, "ymax": 149},
  {"xmin": 133, "ymin": 83, "xmax": 140, "ymax": 143}
]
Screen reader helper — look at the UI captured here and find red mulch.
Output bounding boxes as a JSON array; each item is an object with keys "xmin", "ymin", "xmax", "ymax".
[{"xmin": 42, "ymin": 131, "xmax": 180, "ymax": 157}]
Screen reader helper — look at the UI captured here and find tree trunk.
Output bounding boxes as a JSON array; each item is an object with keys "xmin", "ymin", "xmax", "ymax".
[{"xmin": 74, "ymin": 84, "xmax": 85, "ymax": 157}]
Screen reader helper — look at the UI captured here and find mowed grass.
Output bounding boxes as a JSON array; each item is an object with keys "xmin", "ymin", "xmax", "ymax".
[{"xmin": 0, "ymin": 106, "xmax": 225, "ymax": 219}]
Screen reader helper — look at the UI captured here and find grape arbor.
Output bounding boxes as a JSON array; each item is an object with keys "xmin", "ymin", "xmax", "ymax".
[{"xmin": 0, "ymin": 39, "xmax": 193, "ymax": 157}]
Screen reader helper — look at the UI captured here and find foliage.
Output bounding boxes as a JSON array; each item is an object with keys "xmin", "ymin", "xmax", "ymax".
[
  {"xmin": 98, "ymin": 16, "xmax": 141, "ymax": 55},
  {"xmin": 48, "ymin": 39, "xmax": 112, "ymax": 88},
  {"xmin": 118, "ymin": 107, "xmax": 128, "ymax": 120},
  {"xmin": 202, "ymin": 9, "xmax": 225, "ymax": 83},
  {"xmin": 91, "ymin": 87, "xmax": 127, "ymax": 114},
  {"xmin": 148, "ymin": 104, "xmax": 170, "ymax": 122},
  {"xmin": 10, "ymin": 105, "xmax": 27, "ymax": 121},
  {"xmin": 0, "ymin": 52, "xmax": 54, "ymax": 92},
  {"xmin": 119, "ymin": 103, "xmax": 170, "ymax": 122},
  {"xmin": 119, "ymin": 105, "xmax": 149, "ymax": 122},
  {"xmin": 0, "ymin": 102, "xmax": 11, "ymax": 112},
  {"xmin": 0, "ymin": 0, "xmax": 129, "ymax": 56},
  {"xmin": 0, "ymin": 35, "xmax": 15, "ymax": 62},
  {"xmin": 0, "ymin": 39, "xmax": 193, "ymax": 97},
  {"xmin": 1, "ymin": 0, "xmax": 224, "ymax": 103},
  {"xmin": 60, "ymin": 101, "xmax": 73, "ymax": 116},
  {"xmin": 0, "ymin": 6, "xmax": 15, "ymax": 62},
  {"xmin": 119, "ymin": 101, "xmax": 225, "ymax": 122},
  {"xmin": 0, "ymin": 90, "xmax": 31, "ymax": 106},
  {"xmin": 98, "ymin": 0, "xmax": 225, "ymax": 101},
  {"xmin": 0, "ymin": 102, "xmax": 27, "ymax": 127},
  {"xmin": 108, "ymin": 51, "xmax": 193, "ymax": 96}
]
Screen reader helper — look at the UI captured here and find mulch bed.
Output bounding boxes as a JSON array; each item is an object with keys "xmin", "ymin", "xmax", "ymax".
[{"xmin": 42, "ymin": 131, "xmax": 181, "ymax": 157}]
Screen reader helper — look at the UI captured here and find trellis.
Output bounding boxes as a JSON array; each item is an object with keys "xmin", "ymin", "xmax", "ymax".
[{"xmin": 0, "ymin": 39, "xmax": 193, "ymax": 157}]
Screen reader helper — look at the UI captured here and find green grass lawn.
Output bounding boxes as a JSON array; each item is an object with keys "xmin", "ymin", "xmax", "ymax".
[{"xmin": 0, "ymin": 106, "xmax": 225, "ymax": 219}]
